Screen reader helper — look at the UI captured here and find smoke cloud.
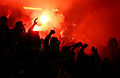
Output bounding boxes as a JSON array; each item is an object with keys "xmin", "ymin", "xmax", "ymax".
[{"xmin": 0, "ymin": 0, "xmax": 120, "ymax": 48}]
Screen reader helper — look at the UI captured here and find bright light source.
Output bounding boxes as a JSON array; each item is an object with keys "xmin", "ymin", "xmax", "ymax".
[
  {"xmin": 33, "ymin": 12, "xmax": 50, "ymax": 31},
  {"xmin": 33, "ymin": 25, "xmax": 41, "ymax": 31},
  {"xmin": 40, "ymin": 13, "xmax": 49, "ymax": 24},
  {"xmin": 24, "ymin": 6, "xmax": 64, "ymax": 33}
]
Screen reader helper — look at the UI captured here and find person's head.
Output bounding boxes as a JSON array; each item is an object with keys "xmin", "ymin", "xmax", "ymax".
[
  {"xmin": 0, "ymin": 16, "xmax": 8, "ymax": 25},
  {"xmin": 15, "ymin": 21, "xmax": 25, "ymax": 31},
  {"xmin": 50, "ymin": 37, "xmax": 60, "ymax": 48},
  {"xmin": 108, "ymin": 37, "xmax": 118, "ymax": 48}
]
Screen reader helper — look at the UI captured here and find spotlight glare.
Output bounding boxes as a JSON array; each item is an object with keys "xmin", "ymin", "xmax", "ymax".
[
  {"xmin": 40, "ymin": 13, "xmax": 49, "ymax": 24},
  {"xmin": 33, "ymin": 25, "xmax": 41, "ymax": 31}
]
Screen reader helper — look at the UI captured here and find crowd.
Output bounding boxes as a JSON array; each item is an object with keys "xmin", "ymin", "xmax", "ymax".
[{"xmin": 0, "ymin": 16, "xmax": 120, "ymax": 78}]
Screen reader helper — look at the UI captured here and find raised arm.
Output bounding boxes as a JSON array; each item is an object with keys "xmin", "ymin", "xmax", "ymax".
[
  {"xmin": 28, "ymin": 18, "xmax": 38, "ymax": 33},
  {"xmin": 79, "ymin": 43, "xmax": 88, "ymax": 55},
  {"xmin": 43, "ymin": 30, "xmax": 55, "ymax": 49},
  {"xmin": 71, "ymin": 42, "xmax": 82, "ymax": 51},
  {"xmin": 91, "ymin": 46, "xmax": 101, "ymax": 63}
]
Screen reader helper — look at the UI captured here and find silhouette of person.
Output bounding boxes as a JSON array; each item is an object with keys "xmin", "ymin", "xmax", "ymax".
[
  {"xmin": 0, "ymin": 16, "xmax": 11, "ymax": 78},
  {"xmin": 43, "ymin": 30, "xmax": 62, "ymax": 78},
  {"xmin": 0, "ymin": 16, "xmax": 10, "ymax": 47},
  {"xmin": 27, "ymin": 18, "xmax": 43, "ymax": 55},
  {"xmin": 0, "ymin": 16, "xmax": 9, "ymax": 32},
  {"xmin": 103, "ymin": 37, "xmax": 120, "ymax": 71},
  {"xmin": 13, "ymin": 21, "xmax": 26, "ymax": 47}
]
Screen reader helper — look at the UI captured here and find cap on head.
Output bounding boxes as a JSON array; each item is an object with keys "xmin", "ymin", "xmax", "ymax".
[{"xmin": 16, "ymin": 21, "xmax": 23, "ymax": 27}]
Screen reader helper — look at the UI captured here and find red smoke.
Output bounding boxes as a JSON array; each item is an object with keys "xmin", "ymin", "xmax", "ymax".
[{"xmin": 0, "ymin": 0, "xmax": 120, "ymax": 55}]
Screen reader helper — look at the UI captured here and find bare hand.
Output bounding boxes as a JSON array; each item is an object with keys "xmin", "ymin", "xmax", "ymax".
[{"xmin": 34, "ymin": 18, "xmax": 38, "ymax": 25}]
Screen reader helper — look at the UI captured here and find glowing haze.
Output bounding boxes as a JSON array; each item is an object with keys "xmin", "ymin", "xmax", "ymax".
[{"xmin": 0, "ymin": 0, "xmax": 120, "ymax": 51}]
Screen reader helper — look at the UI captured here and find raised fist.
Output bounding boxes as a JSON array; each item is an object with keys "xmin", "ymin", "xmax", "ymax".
[
  {"xmin": 50, "ymin": 30, "xmax": 55, "ymax": 34},
  {"xmin": 82, "ymin": 44, "xmax": 88, "ymax": 48}
]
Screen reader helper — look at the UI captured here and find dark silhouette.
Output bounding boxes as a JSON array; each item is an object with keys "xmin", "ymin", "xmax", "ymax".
[
  {"xmin": 103, "ymin": 37, "xmax": 120, "ymax": 72},
  {"xmin": 0, "ymin": 16, "xmax": 119, "ymax": 78},
  {"xmin": 43, "ymin": 30, "xmax": 62, "ymax": 78}
]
